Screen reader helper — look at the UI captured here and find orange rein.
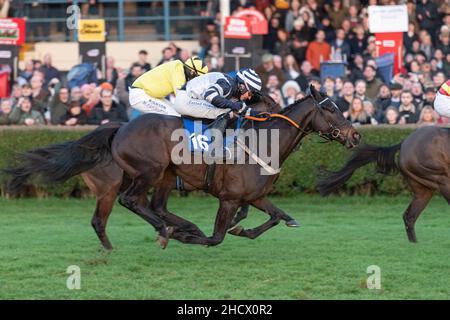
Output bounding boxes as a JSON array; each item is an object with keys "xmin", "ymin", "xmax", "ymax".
[{"xmin": 243, "ymin": 112, "xmax": 301, "ymax": 129}]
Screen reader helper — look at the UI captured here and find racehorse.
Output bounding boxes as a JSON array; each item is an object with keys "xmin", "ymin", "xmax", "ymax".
[
  {"xmin": 81, "ymin": 94, "xmax": 286, "ymax": 250},
  {"xmin": 5, "ymin": 85, "xmax": 361, "ymax": 248},
  {"xmin": 317, "ymin": 125, "xmax": 450, "ymax": 243}
]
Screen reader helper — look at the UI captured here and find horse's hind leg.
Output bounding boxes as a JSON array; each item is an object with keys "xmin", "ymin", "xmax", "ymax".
[
  {"xmin": 82, "ymin": 167, "xmax": 123, "ymax": 251},
  {"xmin": 229, "ymin": 197, "xmax": 285, "ymax": 239},
  {"xmin": 403, "ymin": 180, "xmax": 433, "ymax": 243},
  {"xmin": 118, "ymin": 173, "xmax": 170, "ymax": 248}
]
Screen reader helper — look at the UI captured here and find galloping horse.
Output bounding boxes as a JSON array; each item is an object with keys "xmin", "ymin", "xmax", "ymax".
[
  {"xmin": 317, "ymin": 125, "xmax": 450, "ymax": 243},
  {"xmin": 5, "ymin": 85, "xmax": 361, "ymax": 248}
]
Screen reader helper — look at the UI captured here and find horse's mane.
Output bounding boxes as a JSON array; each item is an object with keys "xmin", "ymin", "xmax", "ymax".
[{"xmin": 279, "ymin": 94, "xmax": 313, "ymax": 115}]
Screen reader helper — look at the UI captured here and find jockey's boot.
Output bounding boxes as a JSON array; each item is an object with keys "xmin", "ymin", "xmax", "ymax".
[
  {"xmin": 208, "ymin": 112, "xmax": 231, "ymax": 159},
  {"xmin": 204, "ymin": 113, "xmax": 231, "ymax": 191}
]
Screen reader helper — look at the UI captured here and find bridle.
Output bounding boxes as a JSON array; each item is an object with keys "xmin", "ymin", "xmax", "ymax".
[
  {"xmin": 244, "ymin": 95, "xmax": 349, "ymax": 144},
  {"xmin": 314, "ymin": 96, "xmax": 350, "ymax": 144}
]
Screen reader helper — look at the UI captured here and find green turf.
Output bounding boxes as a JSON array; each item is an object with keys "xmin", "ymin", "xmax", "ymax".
[{"xmin": 1, "ymin": 195, "xmax": 450, "ymax": 300}]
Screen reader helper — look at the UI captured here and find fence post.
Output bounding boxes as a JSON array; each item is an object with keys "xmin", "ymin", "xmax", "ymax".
[
  {"xmin": 73, "ymin": 0, "xmax": 78, "ymax": 42},
  {"xmin": 118, "ymin": 0, "xmax": 125, "ymax": 41},
  {"xmin": 164, "ymin": 0, "xmax": 170, "ymax": 41}
]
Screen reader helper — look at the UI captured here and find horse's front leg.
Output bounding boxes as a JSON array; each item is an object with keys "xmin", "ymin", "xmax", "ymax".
[{"xmin": 228, "ymin": 197, "xmax": 300, "ymax": 239}]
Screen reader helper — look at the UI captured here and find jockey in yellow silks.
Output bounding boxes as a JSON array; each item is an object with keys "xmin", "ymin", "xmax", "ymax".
[
  {"xmin": 434, "ymin": 79, "xmax": 450, "ymax": 118},
  {"xmin": 129, "ymin": 56, "xmax": 209, "ymax": 116}
]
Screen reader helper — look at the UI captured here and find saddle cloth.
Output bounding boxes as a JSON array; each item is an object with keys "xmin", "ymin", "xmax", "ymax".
[{"xmin": 182, "ymin": 117, "xmax": 242, "ymax": 153}]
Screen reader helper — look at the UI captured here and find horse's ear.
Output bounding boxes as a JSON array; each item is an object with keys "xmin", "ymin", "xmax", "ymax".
[{"xmin": 309, "ymin": 84, "xmax": 322, "ymax": 101}]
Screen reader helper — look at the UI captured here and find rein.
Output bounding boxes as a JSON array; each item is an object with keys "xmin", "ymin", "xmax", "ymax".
[{"xmin": 243, "ymin": 112, "xmax": 309, "ymax": 135}]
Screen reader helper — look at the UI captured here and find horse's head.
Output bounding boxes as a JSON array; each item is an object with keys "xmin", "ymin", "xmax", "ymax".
[
  {"xmin": 308, "ymin": 85, "xmax": 361, "ymax": 149},
  {"xmin": 247, "ymin": 93, "xmax": 283, "ymax": 114}
]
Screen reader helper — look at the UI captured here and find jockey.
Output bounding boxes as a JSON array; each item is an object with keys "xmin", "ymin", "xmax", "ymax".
[
  {"xmin": 174, "ymin": 68, "xmax": 263, "ymax": 134},
  {"xmin": 129, "ymin": 56, "xmax": 209, "ymax": 116},
  {"xmin": 434, "ymin": 79, "xmax": 450, "ymax": 118}
]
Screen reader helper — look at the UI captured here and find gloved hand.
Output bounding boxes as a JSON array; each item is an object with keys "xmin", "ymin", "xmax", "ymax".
[{"xmin": 231, "ymin": 102, "xmax": 248, "ymax": 114}]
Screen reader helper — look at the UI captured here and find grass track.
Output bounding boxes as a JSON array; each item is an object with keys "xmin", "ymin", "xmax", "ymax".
[{"xmin": 1, "ymin": 195, "xmax": 450, "ymax": 299}]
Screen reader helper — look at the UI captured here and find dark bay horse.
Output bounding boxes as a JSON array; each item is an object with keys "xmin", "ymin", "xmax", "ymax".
[
  {"xmin": 5, "ymin": 85, "xmax": 361, "ymax": 248},
  {"xmin": 317, "ymin": 125, "xmax": 450, "ymax": 243}
]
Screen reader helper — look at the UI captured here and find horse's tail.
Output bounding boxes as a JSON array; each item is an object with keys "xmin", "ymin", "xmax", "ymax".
[
  {"xmin": 3, "ymin": 122, "xmax": 122, "ymax": 193},
  {"xmin": 317, "ymin": 143, "xmax": 402, "ymax": 196}
]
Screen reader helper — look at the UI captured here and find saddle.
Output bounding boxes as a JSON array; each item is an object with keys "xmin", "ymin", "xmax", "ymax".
[{"xmin": 180, "ymin": 115, "xmax": 243, "ymax": 192}]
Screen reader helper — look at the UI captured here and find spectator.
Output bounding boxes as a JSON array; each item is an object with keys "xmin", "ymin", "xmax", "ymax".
[
  {"xmin": 0, "ymin": 98, "xmax": 12, "ymax": 125},
  {"xmin": 281, "ymin": 80, "xmax": 301, "ymax": 106},
  {"xmin": 349, "ymin": 25, "xmax": 367, "ymax": 59},
  {"xmin": 21, "ymin": 82, "xmax": 45, "ymax": 117},
  {"xmin": 389, "ymin": 83, "xmax": 403, "ymax": 108},
  {"xmin": 306, "ymin": 30, "xmax": 331, "ymax": 72},
  {"xmin": 49, "ymin": 84, "xmax": 70, "ymax": 125},
  {"xmin": 268, "ymin": 89, "xmax": 285, "ymax": 109},
  {"xmin": 256, "ymin": 53, "xmax": 285, "ymax": 88},
  {"xmin": 336, "ymin": 80, "xmax": 354, "ymax": 112},
  {"xmin": 199, "ymin": 20, "xmax": 218, "ymax": 55},
  {"xmin": 39, "ymin": 53, "xmax": 60, "ymax": 86},
  {"xmin": 157, "ymin": 47, "xmax": 175, "ymax": 66},
  {"xmin": 416, "ymin": 0, "xmax": 439, "ymax": 42},
  {"xmin": 374, "ymin": 84, "xmax": 392, "ymax": 112},
  {"xmin": 363, "ymin": 65, "xmax": 383, "ymax": 100},
  {"xmin": 266, "ymin": 74, "xmax": 281, "ymax": 93},
  {"xmin": 354, "ymin": 79, "xmax": 367, "ymax": 101},
  {"xmin": 404, "ymin": 22, "xmax": 420, "ymax": 53},
  {"xmin": 411, "ymin": 82, "xmax": 425, "ymax": 108},
  {"xmin": 105, "ymin": 56, "xmax": 119, "ymax": 88},
  {"xmin": 363, "ymin": 100, "xmax": 380, "ymax": 124},
  {"xmin": 18, "ymin": 60, "xmax": 35, "ymax": 86},
  {"xmin": 398, "ymin": 91, "xmax": 418, "ymax": 124},
  {"xmin": 322, "ymin": 77, "xmax": 336, "ymax": 98},
  {"xmin": 295, "ymin": 60, "xmax": 315, "ymax": 92},
  {"xmin": 81, "ymin": 85, "xmax": 100, "ymax": 116},
  {"xmin": 283, "ymin": 54, "xmax": 300, "ymax": 80},
  {"xmin": 9, "ymin": 97, "xmax": 45, "ymax": 126},
  {"xmin": 383, "ymin": 106, "xmax": 400, "ymax": 125},
  {"xmin": 88, "ymin": 89, "xmax": 128, "ymax": 125},
  {"xmin": 125, "ymin": 63, "xmax": 144, "ymax": 91},
  {"xmin": 134, "ymin": 50, "xmax": 152, "ymax": 72},
  {"xmin": 345, "ymin": 97, "xmax": 373, "ymax": 125},
  {"xmin": 70, "ymin": 86, "xmax": 82, "ymax": 103},
  {"xmin": 417, "ymin": 105, "xmax": 438, "ymax": 126},
  {"xmin": 331, "ymin": 28, "xmax": 351, "ymax": 62},
  {"xmin": 285, "ymin": 0, "xmax": 301, "ymax": 33},
  {"xmin": 60, "ymin": 101, "xmax": 88, "ymax": 126},
  {"xmin": 327, "ymin": 0, "xmax": 348, "ymax": 29},
  {"xmin": 423, "ymin": 87, "xmax": 436, "ymax": 108},
  {"xmin": 349, "ymin": 53, "xmax": 365, "ymax": 82}
]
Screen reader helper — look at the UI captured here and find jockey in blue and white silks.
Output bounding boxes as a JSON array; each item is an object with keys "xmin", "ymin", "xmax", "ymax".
[{"xmin": 174, "ymin": 68, "xmax": 263, "ymax": 120}]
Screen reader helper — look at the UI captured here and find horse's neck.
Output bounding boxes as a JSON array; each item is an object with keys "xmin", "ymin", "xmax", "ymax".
[{"xmin": 272, "ymin": 101, "xmax": 316, "ymax": 164}]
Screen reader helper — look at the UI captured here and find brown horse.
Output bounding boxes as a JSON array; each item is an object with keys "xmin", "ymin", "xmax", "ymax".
[
  {"xmin": 81, "ymin": 94, "xmax": 287, "ymax": 250},
  {"xmin": 317, "ymin": 125, "xmax": 450, "ymax": 243},
  {"xmin": 5, "ymin": 85, "xmax": 360, "ymax": 248}
]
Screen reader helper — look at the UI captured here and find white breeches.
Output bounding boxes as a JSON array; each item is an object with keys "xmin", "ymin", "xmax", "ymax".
[
  {"xmin": 173, "ymin": 90, "xmax": 230, "ymax": 119},
  {"xmin": 129, "ymin": 87, "xmax": 181, "ymax": 117},
  {"xmin": 434, "ymin": 92, "xmax": 450, "ymax": 118}
]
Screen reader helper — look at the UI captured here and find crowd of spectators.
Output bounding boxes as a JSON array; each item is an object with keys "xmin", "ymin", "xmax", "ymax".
[{"xmin": 0, "ymin": 0, "xmax": 448, "ymax": 127}]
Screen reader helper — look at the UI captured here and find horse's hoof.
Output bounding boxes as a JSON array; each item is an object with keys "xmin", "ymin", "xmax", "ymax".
[
  {"xmin": 156, "ymin": 235, "xmax": 169, "ymax": 249},
  {"xmin": 286, "ymin": 219, "xmax": 300, "ymax": 227},
  {"xmin": 166, "ymin": 226, "xmax": 174, "ymax": 238},
  {"xmin": 228, "ymin": 225, "xmax": 244, "ymax": 236}
]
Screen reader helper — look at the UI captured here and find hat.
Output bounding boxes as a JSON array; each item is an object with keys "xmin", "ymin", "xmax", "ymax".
[
  {"xmin": 262, "ymin": 53, "xmax": 273, "ymax": 63},
  {"xmin": 282, "ymin": 80, "xmax": 301, "ymax": 97},
  {"xmin": 100, "ymin": 82, "xmax": 114, "ymax": 91},
  {"xmin": 389, "ymin": 83, "xmax": 403, "ymax": 91},
  {"xmin": 275, "ymin": 0, "xmax": 290, "ymax": 9}
]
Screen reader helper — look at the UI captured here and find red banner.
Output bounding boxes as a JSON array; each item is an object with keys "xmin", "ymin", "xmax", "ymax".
[
  {"xmin": 375, "ymin": 32, "xmax": 404, "ymax": 74},
  {"xmin": 0, "ymin": 18, "xmax": 26, "ymax": 46},
  {"xmin": 224, "ymin": 17, "xmax": 252, "ymax": 39},
  {"xmin": 234, "ymin": 9, "xmax": 268, "ymax": 35}
]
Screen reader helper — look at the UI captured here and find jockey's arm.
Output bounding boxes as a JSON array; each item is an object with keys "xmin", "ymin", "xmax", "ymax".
[{"xmin": 204, "ymin": 79, "xmax": 243, "ymax": 111}]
